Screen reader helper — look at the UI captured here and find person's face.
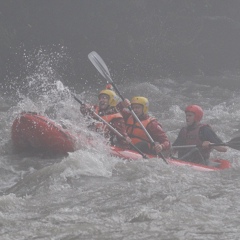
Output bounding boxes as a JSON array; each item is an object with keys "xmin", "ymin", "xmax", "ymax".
[
  {"xmin": 131, "ymin": 103, "xmax": 144, "ymax": 117},
  {"xmin": 185, "ymin": 112, "xmax": 196, "ymax": 126},
  {"xmin": 98, "ymin": 94, "xmax": 109, "ymax": 110}
]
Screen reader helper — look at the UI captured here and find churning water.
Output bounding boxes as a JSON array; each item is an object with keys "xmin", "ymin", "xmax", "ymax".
[{"xmin": 1, "ymin": 50, "xmax": 240, "ymax": 240}]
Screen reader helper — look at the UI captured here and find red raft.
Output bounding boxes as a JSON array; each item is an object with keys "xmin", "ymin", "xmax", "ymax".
[
  {"xmin": 110, "ymin": 146, "xmax": 231, "ymax": 171},
  {"xmin": 11, "ymin": 112, "xmax": 77, "ymax": 154},
  {"xmin": 11, "ymin": 112, "xmax": 231, "ymax": 171}
]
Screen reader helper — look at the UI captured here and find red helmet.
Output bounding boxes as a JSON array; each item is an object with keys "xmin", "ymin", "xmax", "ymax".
[
  {"xmin": 105, "ymin": 84, "xmax": 113, "ymax": 90},
  {"xmin": 185, "ymin": 105, "xmax": 203, "ymax": 122}
]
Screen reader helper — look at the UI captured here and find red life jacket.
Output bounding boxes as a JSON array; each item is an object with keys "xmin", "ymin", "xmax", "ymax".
[
  {"xmin": 126, "ymin": 115, "xmax": 156, "ymax": 145},
  {"xmin": 179, "ymin": 123, "xmax": 211, "ymax": 160}
]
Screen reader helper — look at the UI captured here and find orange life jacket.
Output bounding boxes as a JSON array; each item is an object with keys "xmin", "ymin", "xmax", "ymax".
[
  {"xmin": 126, "ymin": 115, "xmax": 156, "ymax": 145},
  {"xmin": 94, "ymin": 107, "xmax": 123, "ymax": 134}
]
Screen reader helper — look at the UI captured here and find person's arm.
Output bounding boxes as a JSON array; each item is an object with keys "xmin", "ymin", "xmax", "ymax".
[
  {"xmin": 171, "ymin": 129, "xmax": 185, "ymax": 155},
  {"xmin": 116, "ymin": 101, "xmax": 131, "ymax": 121},
  {"xmin": 110, "ymin": 118, "xmax": 131, "ymax": 144},
  {"xmin": 172, "ymin": 129, "xmax": 185, "ymax": 147},
  {"xmin": 147, "ymin": 120, "xmax": 170, "ymax": 151},
  {"xmin": 200, "ymin": 126, "xmax": 227, "ymax": 152},
  {"xmin": 202, "ymin": 141, "xmax": 227, "ymax": 152}
]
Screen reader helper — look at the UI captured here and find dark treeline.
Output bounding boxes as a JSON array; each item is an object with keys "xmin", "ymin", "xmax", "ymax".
[{"xmin": 1, "ymin": 0, "xmax": 240, "ymax": 88}]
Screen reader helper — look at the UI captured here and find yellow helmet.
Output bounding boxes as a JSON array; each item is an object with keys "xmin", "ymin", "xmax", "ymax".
[
  {"xmin": 98, "ymin": 89, "xmax": 118, "ymax": 107},
  {"xmin": 131, "ymin": 96, "xmax": 149, "ymax": 114}
]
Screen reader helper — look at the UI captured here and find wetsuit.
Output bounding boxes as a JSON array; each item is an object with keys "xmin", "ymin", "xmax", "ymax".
[{"xmin": 173, "ymin": 124, "xmax": 224, "ymax": 164}]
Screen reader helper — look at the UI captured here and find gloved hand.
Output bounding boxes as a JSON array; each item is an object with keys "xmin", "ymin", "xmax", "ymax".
[
  {"xmin": 154, "ymin": 142, "xmax": 163, "ymax": 154},
  {"xmin": 202, "ymin": 141, "xmax": 211, "ymax": 149},
  {"xmin": 125, "ymin": 136, "xmax": 132, "ymax": 144}
]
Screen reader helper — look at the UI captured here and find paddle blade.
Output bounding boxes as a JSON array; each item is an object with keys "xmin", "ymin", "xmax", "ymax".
[
  {"xmin": 226, "ymin": 136, "xmax": 240, "ymax": 150},
  {"xmin": 88, "ymin": 51, "xmax": 112, "ymax": 82}
]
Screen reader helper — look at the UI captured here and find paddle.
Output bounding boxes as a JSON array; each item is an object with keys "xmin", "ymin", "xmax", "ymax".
[
  {"xmin": 73, "ymin": 95, "xmax": 148, "ymax": 159},
  {"xmin": 171, "ymin": 136, "xmax": 240, "ymax": 151},
  {"xmin": 88, "ymin": 51, "xmax": 168, "ymax": 164}
]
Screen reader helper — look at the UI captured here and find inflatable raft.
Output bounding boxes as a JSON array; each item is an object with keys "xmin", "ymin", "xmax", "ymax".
[
  {"xmin": 11, "ymin": 112, "xmax": 76, "ymax": 154},
  {"xmin": 11, "ymin": 112, "xmax": 231, "ymax": 171},
  {"xmin": 110, "ymin": 146, "xmax": 230, "ymax": 171}
]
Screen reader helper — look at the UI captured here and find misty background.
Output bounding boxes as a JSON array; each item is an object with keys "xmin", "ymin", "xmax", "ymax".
[
  {"xmin": 1, "ymin": 0, "xmax": 240, "ymax": 91},
  {"xmin": 2, "ymin": 2, "xmax": 240, "ymax": 239}
]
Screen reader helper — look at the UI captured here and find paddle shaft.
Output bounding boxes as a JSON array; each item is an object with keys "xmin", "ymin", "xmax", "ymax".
[
  {"xmin": 88, "ymin": 51, "xmax": 168, "ymax": 164},
  {"xmin": 172, "ymin": 139, "xmax": 240, "ymax": 151},
  {"xmin": 172, "ymin": 143, "xmax": 228, "ymax": 150},
  {"xmin": 73, "ymin": 95, "xmax": 148, "ymax": 159}
]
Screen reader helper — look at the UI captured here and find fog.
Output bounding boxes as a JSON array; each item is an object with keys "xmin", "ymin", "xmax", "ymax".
[{"xmin": 1, "ymin": 0, "xmax": 240, "ymax": 89}]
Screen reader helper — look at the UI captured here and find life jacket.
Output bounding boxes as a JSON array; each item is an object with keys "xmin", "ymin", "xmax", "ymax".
[
  {"xmin": 178, "ymin": 123, "xmax": 211, "ymax": 162},
  {"xmin": 93, "ymin": 106, "xmax": 123, "ymax": 135},
  {"xmin": 126, "ymin": 115, "xmax": 156, "ymax": 146}
]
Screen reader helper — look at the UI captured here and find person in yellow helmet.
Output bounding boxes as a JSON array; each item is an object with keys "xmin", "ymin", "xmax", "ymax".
[
  {"xmin": 80, "ymin": 87, "xmax": 131, "ymax": 147},
  {"xmin": 117, "ymin": 96, "xmax": 170, "ymax": 155}
]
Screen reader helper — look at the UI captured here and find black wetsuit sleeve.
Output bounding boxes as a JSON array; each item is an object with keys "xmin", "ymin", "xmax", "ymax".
[
  {"xmin": 199, "ymin": 126, "xmax": 223, "ymax": 144},
  {"xmin": 172, "ymin": 129, "xmax": 185, "ymax": 146}
]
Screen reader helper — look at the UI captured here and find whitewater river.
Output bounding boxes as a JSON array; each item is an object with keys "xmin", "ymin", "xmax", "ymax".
[{"xmin": 1, "ymin": 57, "xmax": 240, "ymax": 239}]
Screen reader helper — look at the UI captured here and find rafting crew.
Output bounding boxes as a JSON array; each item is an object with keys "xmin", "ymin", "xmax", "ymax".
[
  {"xmin": 117, "ymin": 96, "xmax": 170, "ymax": 155},
  {"xmin": 172, "ymin": 105, "xmax": 227, "ymax": 165},
  {"xmin": 80, "ymin": 87, "xmax": 131, "ymax": 147}
]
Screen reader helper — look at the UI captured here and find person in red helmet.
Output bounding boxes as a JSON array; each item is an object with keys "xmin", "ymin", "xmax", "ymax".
[
  {"xmin": 80, "ymin": 88, "xmax": 131, "ymax": 147},
  {"xmin": 172, "ymin": 105, "xmax": 227, "ymax": 165}
]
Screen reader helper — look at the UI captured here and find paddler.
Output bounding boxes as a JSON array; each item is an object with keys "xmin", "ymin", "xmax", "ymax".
[
  {"xmin": 117, "ymin": 96, "xmax": 170, "ymax": 155},
  {"xmin": 172, "ymin": 105, "xmax": 227, "ymax": 165},
  {"xmin": 80, "ymin": 87, "xmax": 131, "ymax": 147}
]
